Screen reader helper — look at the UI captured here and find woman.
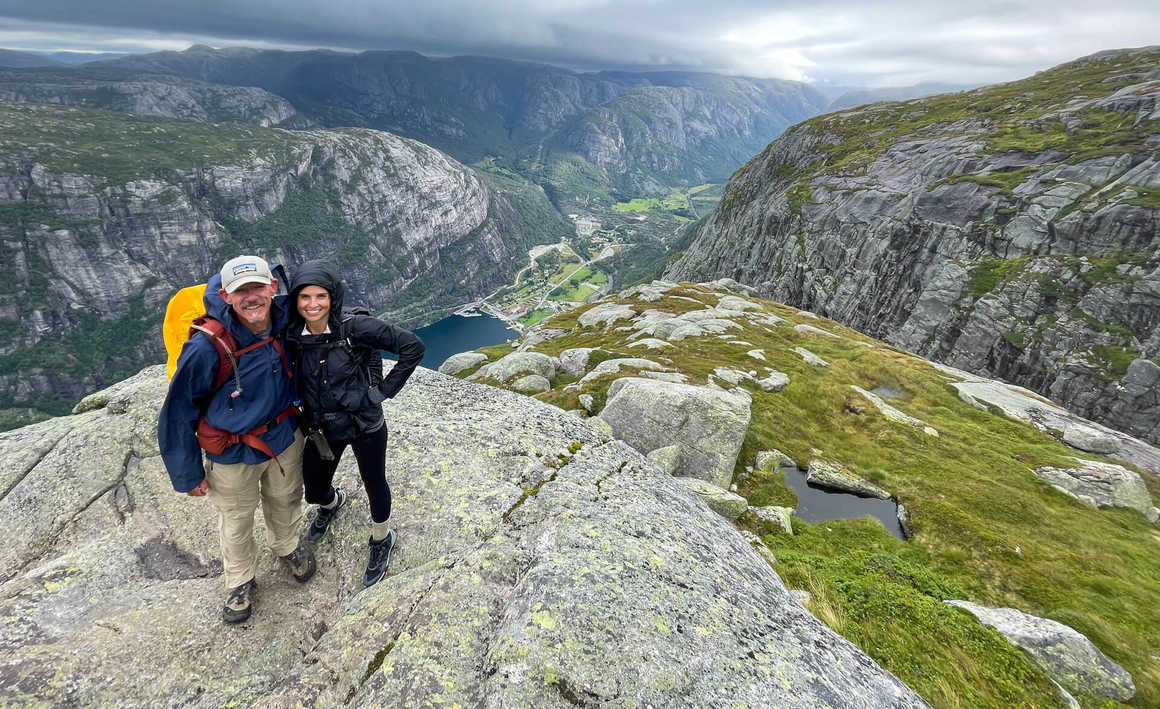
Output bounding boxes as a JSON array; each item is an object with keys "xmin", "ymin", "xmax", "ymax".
[{"xmin": 286, "ymin": 260, "xmax": 425, "ymax": 587}]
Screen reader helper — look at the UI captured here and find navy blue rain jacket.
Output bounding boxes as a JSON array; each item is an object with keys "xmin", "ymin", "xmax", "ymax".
[{"xmin": 158, "ymin": 273, "xmax": 298, "ymax": 492}]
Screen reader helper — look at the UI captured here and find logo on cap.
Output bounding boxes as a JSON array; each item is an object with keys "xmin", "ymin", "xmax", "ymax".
[{"xmin": 232, "ymin": 263, "xmax": 259, "ymax": 276}]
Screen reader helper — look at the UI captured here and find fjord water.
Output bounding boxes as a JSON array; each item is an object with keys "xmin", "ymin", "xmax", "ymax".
[
  {"xmin": 386, "ymin": 314, "xmax": 519, "ymax": 369},
  {"xmin": 781, "ymin": 466, "xmax": 905, "ymax": 539}
]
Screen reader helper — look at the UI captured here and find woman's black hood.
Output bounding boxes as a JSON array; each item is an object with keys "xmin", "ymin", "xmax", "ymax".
[{"xmin": 289, "ymin": 260, "xmax": 345, "ymax": 328}]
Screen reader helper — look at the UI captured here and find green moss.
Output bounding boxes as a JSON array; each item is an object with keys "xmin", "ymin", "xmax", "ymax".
[
  {"xmin": 1123, "ymin": 186, "xmax": 1160, "ymax": 209},
  {"xmin": 786, "ymin": 181, "xmax": 816, "ymax": 217},
  {"xmin": 936, "ymin": 166, "xmax": 1037, "ymax": 195},
  {"xmin": 766, "ymin": 520, "xmax": 1058, "ymax": 708},
  {"xmin": 966, "ymin": 256, "xmax": 1031, "ymax": 299},
  {"xmin": 1001, "ymin": 331, "xmax": 1026, "ymax": 349},
  {"xmin": 1089, "ymin": 346, "xmax": 1140, "ymax": 379}
]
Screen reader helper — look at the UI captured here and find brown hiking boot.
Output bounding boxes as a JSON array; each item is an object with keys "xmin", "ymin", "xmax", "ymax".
[
  {"xmin": 281, "ymin": 544, "xmax": 316, "ymax": 583},
  {"xmin": 223, "ymin": 578, "xmax": 257, "ymax": 624}
]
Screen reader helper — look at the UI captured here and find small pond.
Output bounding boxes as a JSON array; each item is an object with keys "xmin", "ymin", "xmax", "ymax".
[{"xmin": 780, "ymin": 465, "xmax": 905, "ymax": 540}]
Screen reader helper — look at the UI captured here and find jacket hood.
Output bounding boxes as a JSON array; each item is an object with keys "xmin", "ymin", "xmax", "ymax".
[{"xmin": 289, "ymin": 260, "xmax": 345, "ymax": 328}]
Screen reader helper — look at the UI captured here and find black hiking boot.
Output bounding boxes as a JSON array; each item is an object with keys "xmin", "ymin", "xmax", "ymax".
[
  {"xmin": 222, "ymin": 578, "xmax": 257, "ymax": 624},
  {"xmin": 281, "ymin": 544, "xmax": 317, "ymax": 583},
  {"xmin": 362, "ymin": 529, "xmax": 396, "ymax": 588},
  {"xmin": 306, "ymin": 488, "xmax": 347, "ymax": 542}
]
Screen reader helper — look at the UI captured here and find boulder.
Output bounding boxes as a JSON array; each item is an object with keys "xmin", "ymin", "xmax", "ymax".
[
  {"xmin": 676, "ymin": 478, "xmax": 749, "ymax": 521},
  {"xmin": 479, "ymin": 351, "xmax": 556, "ymax": 383},
  {"xmin": 896, "ymin": 503, "xmax": 914, "ymax": 540},
  {"xmin": 0, "ymin": 366, "xmax": 927, "ymax": 707},
  {"xmin": 806, "ymin": 460, "xmax": 892, "ymax": 499},
  {"xmin": 597, "ymin": 378, "xmax": 751, "ymax": 490},
  {"xmin": 578, "ymin": 302, "xmax": 636, "ymax": 328},
  {"xmin": 578, "ymin": 358, "xmax": 666, "ymax": 386},
  {"xmin": 850, "ymin": 386, "xmax": 939, "ymax": 436},
  {"xmin": 577, "ymin": 393, "xmax": 595, "ymax": 413},
  {"xmin": 713, "ymin": 367, "xmax": 755, "ymax": 386},
  {"xmin": 640, "ymin": 371, "xmax": 688, "ymax": 384},
  {"xmin": 439, "ymin": 352, "xmax": 489, "ymax": 376},
  {"xmin": 750, "ymin": 505, "xmax": 794, "ymax": 534},
  {"xmin": 750, "ymin": 313, "xmax": 787, "ymax": 328},
  {"xmin": 746, "ymin": 349, "xmax": 766, "ymax": 361},
  {"xmin": 758, "ymin": 371, "xmax": 790, "ymax": 392},
  {"xmin": 715, "ymin": 295, "xmax": 762, "ymax": 313},
  {"xmin": 647, "ymin": 445, "xmax": 681, "ymax": 475},
  {"xmin": 512, "ymin": 374, "xmax": 551, "ymax": 394},
  {"xmin": 793, "ymin": 347, "xmax": 829, "ymax": 367},
  {"xmin": 945, "ymin": 601, "xmax": 1135, "ymax": 702},
  {"xmin": 794, "ymin": 323, "xmax": 840, "ymax": 339},
  {"xmin": 619, "ymin": 280, "xmax": 678, "ymax": 301},
  {"xmin": 628, "ymin": 338, "xmax": 673, "ymax": 350},
  {"xmin": 740, "ymin": 531, "xmax": 779, "ymax": 566},
  {"xmin": 557, "ymin": 347, "xmax": 596, "ymax": 377},
  {"xmin": 948, "ymin": 375, "xmax": 1160, "ymax": 476},
  {"xmin": 1061, "ymin": 426, "xmax": 1118, "ymax": 454},
  {"xmin": 755, "ymin": 450, "xmax": 795, "ymax": 471},
  {"xmin": 517, "ymin": 328, "xmax": 568, "ymax": 351},
  {"xmin": 699, "ymin": 278, "xmax": 757, "ymax": 295},
  {"xmin": 1033, "ymin": 460, "xmax": 1159, "ymax": 522}
]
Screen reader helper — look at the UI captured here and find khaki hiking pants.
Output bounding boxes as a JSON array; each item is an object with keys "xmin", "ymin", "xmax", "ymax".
[{"xmin": 206, "ymin": 431, "xmax": 305, "ymax": 589}]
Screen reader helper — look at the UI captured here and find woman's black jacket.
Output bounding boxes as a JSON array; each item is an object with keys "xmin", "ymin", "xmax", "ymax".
[{"xmin": 286, "ymin": 262, "xmax": 425, "ymax": 442}]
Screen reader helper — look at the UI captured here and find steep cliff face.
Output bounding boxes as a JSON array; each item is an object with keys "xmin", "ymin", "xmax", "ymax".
[
  {"xmin": 668, "ymin": 46, "xmax": 1160, "ymax": 444},
  {"xmin": 0, "ymin": 101, "xmax": 567, "ymax": 420},
  {"xmin": 100, "ymin": 46, "xmax": 829, "ymax": 195},
  {"xmin": 0, "ymin": 67, "xmax": 302, "ymax": 126},
  {"xmin": 555, "ymin": 76, "xmax": 826, "ymax": 193}
]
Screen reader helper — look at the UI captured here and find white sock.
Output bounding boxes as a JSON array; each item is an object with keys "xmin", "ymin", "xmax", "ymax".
[
  {"xmin": 321, "ymin": 490, "xmax": 340, "ymax": 509},
  {"xmin": 371, "ymin": 520, "xmax": 391, "ymax": 541}
]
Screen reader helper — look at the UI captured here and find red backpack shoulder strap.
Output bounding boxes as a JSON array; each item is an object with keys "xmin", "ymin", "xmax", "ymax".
[{"xmin": 190, "ymin": 315, "xmax": 239, "ymax": 396}]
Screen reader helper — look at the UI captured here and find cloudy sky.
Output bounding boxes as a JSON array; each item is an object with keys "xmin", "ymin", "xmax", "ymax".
[{"xmin": 0, "ymin": 0, "xmax": 1156, "ymax": 88}]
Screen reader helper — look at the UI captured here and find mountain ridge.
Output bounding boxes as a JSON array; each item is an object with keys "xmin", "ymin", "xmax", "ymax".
[
  {"xmin": 666, "ymin": 45, "xmax": 1160, "ymax": 444},
  {"xmin": 0, "ymin": 101, "xmax": 568, "ymax": 423},
  {"xmin": 96, "ymin": 45, "xmax": 830, "ymax": 199}
]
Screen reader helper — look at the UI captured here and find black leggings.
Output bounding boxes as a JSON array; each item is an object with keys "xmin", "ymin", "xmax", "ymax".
[{"xmin": 302, "ymin": 426, "xmax": 391, "ymax": 523}]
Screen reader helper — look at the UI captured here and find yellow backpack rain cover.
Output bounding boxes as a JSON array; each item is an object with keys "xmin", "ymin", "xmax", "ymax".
[{"xmin": 162, "ymin": 283, "xmax": 207, "ymax": 380}]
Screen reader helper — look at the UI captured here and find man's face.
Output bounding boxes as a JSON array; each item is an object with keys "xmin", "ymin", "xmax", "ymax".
[{"xmin": 219, "ymin": 280, "xmax": 278, "ymax": 333}]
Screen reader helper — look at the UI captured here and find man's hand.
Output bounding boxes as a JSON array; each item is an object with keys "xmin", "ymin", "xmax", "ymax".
[{"xmin": 187, "ymin": 479, "xmax": 209, "ymax": 497}]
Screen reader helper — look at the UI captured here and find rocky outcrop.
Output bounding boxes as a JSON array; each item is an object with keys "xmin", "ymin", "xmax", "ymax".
[
  {"xmin": 676, "ymin": 477, "xmax": 749, "ymax": 520},
  {"xmin": 807, "ymin": 460, "xmax": 892, "ymax": 499},
  {"xmin": 667, "ymin": 46, "xmax": 1160, "ymax": 444},
  {"xmin": 934, "ymin": 361, "xmax": 1160, "ymax": 476},
  {"xmin": 437, "ymin": 351, "xmax": 489, "ymax": 376},
  {"xmin": 472, "ymin": 351, "xmax": 558, "ymax": 383},
  {"xmin": 0, "ymin": 365, "xmax": 927, "ymax": 707},
  {"xmin": 0, "ymin": 101, "xmax": 565, "ymax": 420},
  {"xmin": 946, "ymin": 601, "xmax": 1136, "ymax": 702},
  {"xmin": 1033, "ymin": 460, "xmax": 1159, "ymax": 522},
  {"xmin": 597, "ymin": 377, "xmax": 751, "ymax": 489}
]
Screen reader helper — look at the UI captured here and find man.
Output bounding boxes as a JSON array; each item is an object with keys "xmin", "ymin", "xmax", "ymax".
[{"xmin": 158, "ymin": 255, "xmax": 315, "ymax": 624}]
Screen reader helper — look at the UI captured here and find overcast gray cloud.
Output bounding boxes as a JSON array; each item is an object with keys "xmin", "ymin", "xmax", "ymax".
[{"xmin": 0, "ymin": 0, "xmax": 1156, "ymax": 87}]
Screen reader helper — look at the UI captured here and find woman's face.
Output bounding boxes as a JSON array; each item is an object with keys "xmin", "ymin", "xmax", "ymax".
[{"xmin": 297, "ymin": 285, "xmax": 331, "ymax": 328}]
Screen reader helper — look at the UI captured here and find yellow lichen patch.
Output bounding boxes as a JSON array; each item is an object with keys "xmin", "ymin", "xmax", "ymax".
[{"xmin": 532, "ymin": 610, "xmax": 557, "ymax": 631}]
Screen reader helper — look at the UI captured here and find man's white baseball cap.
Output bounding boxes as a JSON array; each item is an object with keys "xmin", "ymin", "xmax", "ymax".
[{"xmin": 220, "ymin": 255, "xmax": 273, "ymax": 293}]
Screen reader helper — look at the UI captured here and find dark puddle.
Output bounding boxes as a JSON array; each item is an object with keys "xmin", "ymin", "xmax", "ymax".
[
  {"xmin": 780, "ymin": 466, "xmax": 905, "ymax": 540},
  {"xmin": 871, "ymin": 385, "xmax": 908, "ymax": 399}
]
